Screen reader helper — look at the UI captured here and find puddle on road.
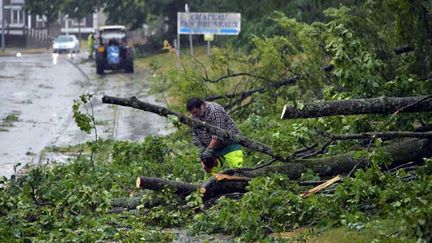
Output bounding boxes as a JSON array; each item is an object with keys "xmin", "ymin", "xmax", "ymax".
[
  {"xmin": 0, "ymin": 53, "xmax": 174, "ymax": 180},
  {"xmin": 52, "ymin": 53, "xmax": 59, "ymax": 64},
  {"xmin": 0, "ymin": 75, "xmax": 15, "ymax": 79},
  {"xmin": 38, "ymin": 84, "xmax": 54, "ymax": 89}
]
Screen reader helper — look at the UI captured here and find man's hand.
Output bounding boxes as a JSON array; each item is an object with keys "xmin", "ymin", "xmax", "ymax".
[
  {"xmin": 201, "ymin": 160, "xmax": 212, "ymax": 173},
  {"xmin": 200, "ymin": 147, "xmax": 214, "ymax": 160}
]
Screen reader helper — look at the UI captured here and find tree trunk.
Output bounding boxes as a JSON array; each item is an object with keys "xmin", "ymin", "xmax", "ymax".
[
  {"xmin": 199, "ymin": 174, "xmax": 250, "ymax": 200},
  {"xmin": 78, "ymin": 19, "xmax": 81, "ymax": 42},
  {"xmin": 102, "ymin": 95, "xmax": 283, "ymax": 160},
  {"xmin": 394, "ymin": 45, "xmax": 414, "ymax": 55},
  {"xmin": 136, "ymin": 176, "xmax": 199, "ymax": 196},
  {"xmin": 111, "ymin": 196, "xmax": 163, "ymax": 211},
  {"xmin": 136, "ymin": 175, "xmax": 250, "ymax": 201},
  {"xmin": 134, "ymin": 138, "xmax": 432, "ymax": 200},
  {"xmin": 229, "ymin": 138, "xmax": 432, "ymax": 179},
  {"xmin": 281, "ymin": 96, "xmax": 432, "ymax": 119},
  {"xmin": 46, "ymin": 22, "xmax": 50, "ymax": 49}
]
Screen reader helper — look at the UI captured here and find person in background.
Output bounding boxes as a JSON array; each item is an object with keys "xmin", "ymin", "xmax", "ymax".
[
  {"xmin": 186, "ymin": 97, "xmax": 244, "ymax": 174},
  {"xmin": 87, "ymin": 32, "xmax": 95, "ymax": 59}
]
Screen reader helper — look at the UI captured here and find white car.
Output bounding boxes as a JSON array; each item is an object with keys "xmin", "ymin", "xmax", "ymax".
[{"xmin": 52, "ymin": 35, "xmax": 80, "ymax": 53}]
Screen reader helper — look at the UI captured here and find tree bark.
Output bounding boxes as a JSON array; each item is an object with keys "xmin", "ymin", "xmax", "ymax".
[
  {"xmin": 111, "ymin": 195, "xmax": 165, "ymax": 211},
  {"xmin": 199, "ymin": 174, "xmax": 250, "ymax": 200},
  {"xmin": 134, "ymin": 138, "xmax": 432, "ymax": 200},
  {"xmin": 281, "ymin": 96, "xmax": 432, "ymax": 119},
  {"xmin": 229, "ymin": 138, "xmax": 432, "ymax": 179},
  {"xmin": 112, "ymin": 197, "xmax": 142, "ymax": 209},
  {"xmin": 136, "ymin": 175, "xmax": 250, "ymax": 201},
  {"xmin": 330, "ymin": 131, "xmax": 432, "ymax": 140},
  {"xmin": 136, "ymin": 176, "xmax": 198, "ymax": 196},
  {"xmin": 102, "ymin": 95, "xmax": 283, "ymax": 160},
  {"xmin": 394, "ymin": 45, "xmax": 414, "ymax": 55}
]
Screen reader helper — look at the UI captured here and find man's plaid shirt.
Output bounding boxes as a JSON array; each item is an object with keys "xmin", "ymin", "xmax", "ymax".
[{"xmin": 192, "ymin": 102, "xmax": 239, "ymax": 150}]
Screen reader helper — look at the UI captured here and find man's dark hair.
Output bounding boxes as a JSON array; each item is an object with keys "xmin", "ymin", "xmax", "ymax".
[{"xmin": 186, "ymin": 97, "xmax": 205, "ymax": 111}]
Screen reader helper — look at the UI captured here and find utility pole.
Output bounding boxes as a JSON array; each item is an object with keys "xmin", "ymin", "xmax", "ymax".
[{"xmin": 1, "ymin": 0, "xmax": 5, "ymax": 52}]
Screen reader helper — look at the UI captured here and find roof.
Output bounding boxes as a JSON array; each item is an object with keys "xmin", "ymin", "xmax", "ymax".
[{"xmin": 98, "ymin": 25, "xmax": 126, "ymax": 31}]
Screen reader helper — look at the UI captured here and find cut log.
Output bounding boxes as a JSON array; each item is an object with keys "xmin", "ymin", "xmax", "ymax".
[
  {"xmin": 102, "ymin": 95, "xmax": 284, "ymax": 160},
  {"xmin": 135, "ymin": 174, "xmax": 250, "ymax": 201},
  {"xmin": 136, "ymin": 176, "xmax": 199, "ymax": 196},
  {"xmin": 199, "ymin": 174, "xmax": 251, "ymax": 200},
  {"xmin": 200, "ymin": 180, "xmax": 249, "ymax": 201},
  {"xmin": 281, "ymin": 96, "xmax": 432, "ymax": 119}
]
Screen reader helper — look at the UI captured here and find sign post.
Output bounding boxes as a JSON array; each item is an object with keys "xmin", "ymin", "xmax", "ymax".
[
  {"xmin": 204, "ymin": 34, "xmax": 214, "ymax": 56},
  {"xmin": 177, "ymin": 12, "xmax": 241, "ymax": 56}
]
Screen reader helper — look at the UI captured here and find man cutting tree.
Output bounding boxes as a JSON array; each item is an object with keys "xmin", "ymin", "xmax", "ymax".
[{"xmin": 186, "ymin": 97, "xmax": 244, "ymax": 174}]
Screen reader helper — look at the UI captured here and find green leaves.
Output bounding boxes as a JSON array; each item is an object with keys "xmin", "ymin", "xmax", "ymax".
[
  {"xmin": 167, "ymin": 115, "xmax": 181, "ymax": 128},
  {"xmin": 72, "ymin": 94, "xmax": 94, "ymax": 134}
]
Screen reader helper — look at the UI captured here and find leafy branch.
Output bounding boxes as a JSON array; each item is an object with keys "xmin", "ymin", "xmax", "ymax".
[{"xmin": 72, "ymin": 93, "xmax": 99, "ymax": 169}]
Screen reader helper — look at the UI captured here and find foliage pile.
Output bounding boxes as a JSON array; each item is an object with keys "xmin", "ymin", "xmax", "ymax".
[
  {"xmin": 0, "ymin": 137, "xmax": 202, "ymax": 241},
  {"xmin": 1, "ymin": 138, "xmax": 430, "ymax": 241}
]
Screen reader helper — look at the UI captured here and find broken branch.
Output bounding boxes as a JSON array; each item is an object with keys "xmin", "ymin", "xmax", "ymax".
[
  {"xmin": 205, "ymin": 76, "xmax": 299, "ymax": 102},
  {"xmin": 300, "ymin": 175, "xmax": 342, "ymax": 198},
  {"xmin": 102, "ymin": 95, "xmax": 285, "ymax": 161},
  {"xmin": 281, "ymin": 96, "xmax": 432, "ymax": 119},
  {"xmin": 135, "ymin": 176, "xmax": 198, "ymax": 196},
  {"xmin": 202, "ymin": 72, "xmax": 266, "ymax": 83},
  {"xmin": 330, "ymin": 131, "xmax": 432, "ymax": 140}
]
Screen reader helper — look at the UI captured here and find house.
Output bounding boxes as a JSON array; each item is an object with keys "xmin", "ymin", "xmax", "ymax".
[{"xmin": 0, "ymin": 0, "xmax": 104, "ymax": 48}]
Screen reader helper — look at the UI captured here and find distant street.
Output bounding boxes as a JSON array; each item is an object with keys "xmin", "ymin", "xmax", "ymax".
[{"xmin": 0, "ymin": 52, "xmax": 172, "ymax": 178}]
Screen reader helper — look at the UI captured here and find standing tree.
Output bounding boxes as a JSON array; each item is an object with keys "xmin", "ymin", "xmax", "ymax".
[
  {"xmin": 62, "ymin": 0, "xmax": 100, "ymax": 41},
  {"xmin": 102, "ymin": 0, "xmax": 185, "ymax": 45},
  {"xmin": 24, "ymin": 0, "xmax": 63, "ymax": 46}
]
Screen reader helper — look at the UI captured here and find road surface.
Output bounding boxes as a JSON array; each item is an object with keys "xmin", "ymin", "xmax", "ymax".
[{"xmin": 0, "ymin": 52, "xmax": 172, "ymax": 179}]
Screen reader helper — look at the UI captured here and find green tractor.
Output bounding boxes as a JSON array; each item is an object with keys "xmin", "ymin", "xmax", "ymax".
[{"xmin": 95, "ymin": 25, "xmax": 134, "ymax": 75}]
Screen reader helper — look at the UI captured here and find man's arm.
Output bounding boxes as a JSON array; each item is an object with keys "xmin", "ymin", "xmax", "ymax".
[
  {"xmin": 200, "ymin": 105, "xmax": 228, "ymax": 158},
  {"xmin": 207, "ymin": 137, "xmax": 220, "ymax": 149},
  {"xmin": 192, "ymin": 129, "xmax": 206, "ymax": 151},
  {"xmin": 208, "ymin": 104, "xmax": 228, "ymax": 143}
]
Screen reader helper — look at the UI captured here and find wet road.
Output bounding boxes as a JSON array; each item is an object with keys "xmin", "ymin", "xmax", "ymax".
[{"xmin": 0, "ymin": 52, "xmax": 172, "ymax": 178}]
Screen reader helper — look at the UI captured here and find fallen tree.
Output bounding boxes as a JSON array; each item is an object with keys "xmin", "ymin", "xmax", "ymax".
[
  {"xmin": 133, "ymin": 138, "xmax": 432, "ymax": 201},
  {"xmin": 229, "ymin": 138, "xmax": 432, "ymax": 179},
  {"xmin": 281, "ymin": 96, "xmax": 432, "ymax": 119},
  {"xmin": 102, "ymin": 95, "xmax": 286, "ymax": 161},
  {"xmin": 102, "ymin": 96, "xmax": 432, "ymax": 204},
  {"xmin": 136, "ymin": 174, "xmax": 250, "ymax": 201}
]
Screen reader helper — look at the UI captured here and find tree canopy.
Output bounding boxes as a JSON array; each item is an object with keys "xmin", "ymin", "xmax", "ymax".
[{"xmin": 24, "ymin": 0, "xmax": 63, "ymax": 26}]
